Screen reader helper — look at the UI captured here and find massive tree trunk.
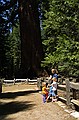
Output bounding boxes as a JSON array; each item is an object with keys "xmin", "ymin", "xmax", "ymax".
[{"xmin": 18, "ymin": 0, "xmax": 43, "ymax": 78}]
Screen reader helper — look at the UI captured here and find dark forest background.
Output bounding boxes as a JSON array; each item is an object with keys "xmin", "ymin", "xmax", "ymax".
[{"xmin": 0, "ymin": 0, "xmax": 79, "ymax": 79}]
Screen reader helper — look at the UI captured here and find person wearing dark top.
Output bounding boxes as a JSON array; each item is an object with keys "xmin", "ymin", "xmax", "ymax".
[
  {"xmin": 51, "ymin": 69, "xmax": 58, "ymax": 82},
  {"xmin": 48, "ymin": 69, "xmax": 58, "ymax": 95}
]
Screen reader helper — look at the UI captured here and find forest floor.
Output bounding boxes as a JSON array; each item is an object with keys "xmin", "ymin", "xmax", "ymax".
[{"xmin": 0, "ymin": 83, "xmax": 78, "ymax": 120}]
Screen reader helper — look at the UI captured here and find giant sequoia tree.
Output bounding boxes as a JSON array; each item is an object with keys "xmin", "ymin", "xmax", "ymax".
[
  {"xmin": 18, "ymin": 0, "xmax": 43, "ymax": 78},
  {"xmin": 0, "ymin": 0, "xmax": 43, "ymax": 79}
]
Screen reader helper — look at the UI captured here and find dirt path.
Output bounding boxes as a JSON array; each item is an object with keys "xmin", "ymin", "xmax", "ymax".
[{"xmin": 0, "ymin": 84, "xmax": 77, "ymax": 120}]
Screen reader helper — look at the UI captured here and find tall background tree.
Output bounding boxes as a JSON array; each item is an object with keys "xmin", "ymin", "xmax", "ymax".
[
  {"xmin": 5, "ymin": 25, "xmax": 21, "ymax": 79},
  {"xmin": 0, "ymin": 0, "xmax": 21, "ymax": 79},
  {"xmin": 41, "ymin": 0, "xmax": 79, "ymax": 77}
]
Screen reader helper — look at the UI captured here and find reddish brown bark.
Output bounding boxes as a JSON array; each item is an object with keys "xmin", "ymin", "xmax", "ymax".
[{"xmin": 18, "ymin": 0, "xmax": 43, "ymax": 78}]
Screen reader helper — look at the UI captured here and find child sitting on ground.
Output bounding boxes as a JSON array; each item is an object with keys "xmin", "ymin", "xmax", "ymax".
[
  {"xmin": 46, "ymin": 77, "xmax": 58, "ymax": 102},
  {"xmin": 42, "ymin": 82, "xmax": 48, "ymax": 103}
]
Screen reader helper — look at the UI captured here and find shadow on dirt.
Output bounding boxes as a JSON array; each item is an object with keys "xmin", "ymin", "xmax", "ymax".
[
  {"xmin": 0, "ymin": 89, "xmax": 39, "ymax": 99},
  {"xmin": 0, "ymin": 101, "xmax": 35, "ymax": 115},
  {"xmin": 0, "ymin": 101, "xmax": 35, "ymax": 119},
  {"xmin": 0, "ymin": 90, "xmax": 39, "ymax": 120}
]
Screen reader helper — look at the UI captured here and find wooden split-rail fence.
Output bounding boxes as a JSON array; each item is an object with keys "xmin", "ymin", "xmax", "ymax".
[
  {"xmin": 65, "ymin": 79, "xmax": 79, "ymax": 107},
  {"xmin": 0, "ymin": 78, "xmax": 37, "ymax": 85},
  {"xmin": 37, "ymin": 77, "xmax": 79, "ymax": 110},
  {"xmin": 0, "ymin": 77, "xmax": 79, "ymax": 109}
]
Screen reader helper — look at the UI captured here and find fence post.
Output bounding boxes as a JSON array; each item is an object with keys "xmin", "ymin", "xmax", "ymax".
[
  {"xmin": 14, "ymin": 78, "xmax": 16, "ymax": 85},
  {"xmin": 65, "ymin": 79, "xmax": 71, "ymax": 106},
  {"xmin": 0, "ymin": 79, "xmax": 2, "ymax": 93},
  {"xmin": 26, "ymin": 78, "xmax": 29, "ymax": 84},
  {"xmin": 37, "ymin": 78, "xmax": 42, "ymax": 91},
  {"xmin": 72, "ymin": 89, "xmax": 76, "ymax": 99}
]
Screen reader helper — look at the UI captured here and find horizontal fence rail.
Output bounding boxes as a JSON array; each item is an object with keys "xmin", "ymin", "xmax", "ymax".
[
  {"xmin": 2, "ymin": 78, "xmax": 37, "ymax": 85},
  {"xmin": 70, "ymin": 82, "xmax": 79, "ymax": 90}
]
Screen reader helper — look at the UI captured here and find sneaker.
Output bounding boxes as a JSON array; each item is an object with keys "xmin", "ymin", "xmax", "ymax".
[
  {"xmin": 54, "ymin": 99, "xmax": 57, "ymax": 102},
  {"xmin": 52, "ymin": 99, "xmax": 54, "ymax": 102}
]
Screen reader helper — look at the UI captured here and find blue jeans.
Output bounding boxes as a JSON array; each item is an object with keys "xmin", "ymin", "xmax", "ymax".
[
  {"xmin": 48, "ymin": 91, "xmax": 56, "ymax": 98},
  {"xmin": 42, "ymin": 94, "xmax": 46, "ymax": 103}
]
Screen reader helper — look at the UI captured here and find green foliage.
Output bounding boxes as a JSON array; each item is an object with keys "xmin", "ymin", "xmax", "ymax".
[
  {"xmin": 5, "ymin": 25, "xmax": 21, "ymax": 78},
  {"xmin": 0, "ymin": 0, "xmax": 19, "ymax": 79},
  {"xmin": 41, "ymin": 0, "xmax": 79, "ymax": 77}
]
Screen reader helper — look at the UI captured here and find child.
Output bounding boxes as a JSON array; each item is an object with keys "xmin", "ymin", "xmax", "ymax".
[
  {"xmin": 47, "ymin": 77, "xmax": 57, "ymax": 102},
  {"xmin": 42, "ymin": 82, "xmax": 48, "ymax": 103}
]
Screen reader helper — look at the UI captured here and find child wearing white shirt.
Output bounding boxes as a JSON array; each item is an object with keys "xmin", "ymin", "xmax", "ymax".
[{"xmin": 47, "ymin": 77, "xmax": 58, "ymax": 102}]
